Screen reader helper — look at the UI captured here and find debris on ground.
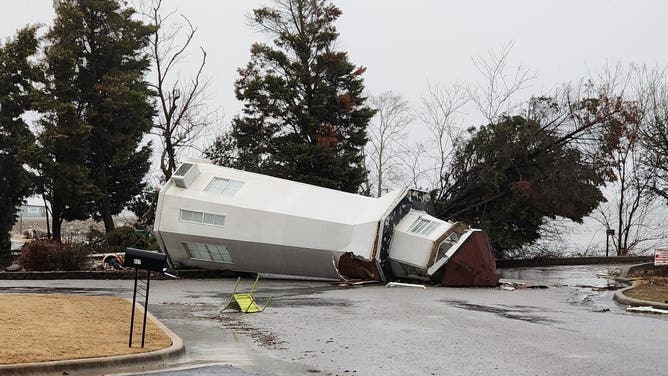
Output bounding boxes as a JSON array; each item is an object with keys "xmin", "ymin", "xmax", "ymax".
[
  {"xmin": 332, "ymin": 280, "xmax": 379, "ymax": 287},
  {"xmin": 575, "ymin": 284, "xmax": 622, "ymax": 291},
  {"xmin": 575, "ymin": 284, "xmax": 624, "ymax": 291},
  {"xmin": 4, "ymin": 263, "xmax": 20, "ymax": 272},
  {"xmin": 499, "ymin": 281, "xmax": 549, "ymax": 291},
  {"xmin": 626, "ymin": 306, "xmax": 668, "ymax": 314},
  {"xmin": 385, "ymin": 282, "xmax": 426, "ymax": 289},
  {"xmin": 221, "ymin": 276, "xmax": 271, "ymax": 314},
  {"xmin": 102, "ymin": 254, "xmax": 125, "ymax": 270},
  {"xmin": 596, "ymin": 269, "xmax": 622, "ymax": 278}
]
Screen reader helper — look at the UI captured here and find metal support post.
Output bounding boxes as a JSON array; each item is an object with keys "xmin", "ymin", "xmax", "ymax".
[
  {"xmin": 606, "ymin": 233, "xmax": 609, "ymax": 257},
  {"xmin": 129, "ymin": 268, "xmax": 139, "ymax": 347},
  {"xmin": 605, "ymin": 229, "xmax": 615, "ymax": 257},
  {"xmin": 141, "ymin": 271, "xmax": 151, "ymax": 348}
]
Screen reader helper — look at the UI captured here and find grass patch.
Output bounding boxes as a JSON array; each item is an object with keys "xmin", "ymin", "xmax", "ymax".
[
  {"xmin": 625, "ymin": 278, "xmax": 668, "ymax": 304},
  {"xmin": 0, "ymin": 294, "xmax": 171, "ymax": 365}
]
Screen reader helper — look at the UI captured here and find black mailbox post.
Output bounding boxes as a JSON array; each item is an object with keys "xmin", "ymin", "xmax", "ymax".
[
  {"xmin": 125, "ymin": 248, "xmax": 168, "ymax": 273},
  {"xmin": 124, "ymin": 248, "xmax": 168, "ymax": 348}
]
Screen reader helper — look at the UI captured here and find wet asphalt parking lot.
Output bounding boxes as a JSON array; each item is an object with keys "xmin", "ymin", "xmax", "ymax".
[{"xmin": 1, "ymin": 264, "xmax": 667, "ymax": 376}]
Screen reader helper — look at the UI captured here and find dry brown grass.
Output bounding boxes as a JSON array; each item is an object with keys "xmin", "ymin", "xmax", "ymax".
[
  {"xmin": 625, "ymin": 278, "xmax": 668, "ymax": 304},
  {"xmin": 0, "ymin": 294, "xmax": 171, "ymax": 365}
]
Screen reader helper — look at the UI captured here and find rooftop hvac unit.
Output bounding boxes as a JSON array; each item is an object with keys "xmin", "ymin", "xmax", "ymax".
[{"xmin": 171, "ymin": 162, "xmax": 200, "ymax": 188}]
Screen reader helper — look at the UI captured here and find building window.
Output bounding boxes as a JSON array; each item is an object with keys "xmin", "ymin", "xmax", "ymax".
[
  {"xmin": 179, "ymin": 209, "xmax": 225, "ymax": 226},
  {"xmin": 205, "ymin": 177, "xmax": 244, "ymax": 196},
  {"xmin": 408, "ymin": 217, "xmax": 439, "ymax": 236},
  {"xmin": 182, "ymin": 242, "xmax": 233, "ymax": 263}
]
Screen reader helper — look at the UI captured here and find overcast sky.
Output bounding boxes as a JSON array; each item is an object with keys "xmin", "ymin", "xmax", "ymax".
[
  {"xmin": 2, "ymin": 0, "xmax": 667, "ymax": 123},
  {"xmin": 2, "ymin": 0, "xmax": 667, "ymax": 250}
]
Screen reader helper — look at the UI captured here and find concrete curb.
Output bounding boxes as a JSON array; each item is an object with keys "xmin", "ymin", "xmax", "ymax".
[
  {"xmin": 496, "ymin": 255, "xmax": 653, "ymax": 268},
  {"xmin": 0, "ymin": 269, "xmax": 244, "ymax": 280},
  {"xmin": 613, "ymin": 282, "xmax": 668, "ymax": 311},
  {"xmin": 0, "ymin": 302, "xmax": 185, "ymax": 376}
]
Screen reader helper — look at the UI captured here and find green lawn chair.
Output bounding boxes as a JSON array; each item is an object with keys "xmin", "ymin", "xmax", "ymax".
[{"xmin": 220, "ymin": 276, "xmax": 272, "ymax": 313}]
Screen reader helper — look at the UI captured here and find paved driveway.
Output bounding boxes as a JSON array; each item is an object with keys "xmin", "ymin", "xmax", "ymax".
[{"xmin": 2, "ymin": 265, "xmax": 666, "ymax": 375}]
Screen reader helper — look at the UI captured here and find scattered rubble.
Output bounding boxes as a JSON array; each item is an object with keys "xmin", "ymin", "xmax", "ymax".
[
  {"xmin": 385, "ymin": 282, "xmax": 426, "ymax": 289},
  {"xmin": 499, "ymin": 281, "xmax": 549, "ymax": 291},
  {"xmin": 626, "ymin": 306, "xmax": 668, "ymax": 314},
  {"xmin": 4, "ymin": 263, "xmax": 20, "ymax": 272},
  {"xmin": 575, "ymin": 284, "xmax": 625, "ymax": 291}
]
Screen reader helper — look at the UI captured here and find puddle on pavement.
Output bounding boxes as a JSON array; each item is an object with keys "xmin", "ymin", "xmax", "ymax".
[
  {"xmin": 184, "ymin": 284, "xmax": 341, "ymax": 300},
  {"xmin": 499, "ymin": 265, "xmax": 635, "ymax": 315},
  {"xmin": 443, "ymin": 299, "xmax": 560, "ymax": 325},
  {"xmin": 151, "ymin": 302, "xmax": 319, "ymax": 376},
  {"xmin": 498, "ymin": 265, "xmax": 623, "ymax": 288},
  {"xmin": 269, "ymin": 296, "xmax": 352, "ymax": 308}
]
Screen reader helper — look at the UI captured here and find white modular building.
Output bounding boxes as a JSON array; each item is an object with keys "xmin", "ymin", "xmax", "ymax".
[{"xmin": 153, "ymin": 159, "xmax": 498, "ymax": 286}]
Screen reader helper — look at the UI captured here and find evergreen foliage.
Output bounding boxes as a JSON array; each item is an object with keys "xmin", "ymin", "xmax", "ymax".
[
  {"xmin": 436, "ymin": 116, "xmax": 607, "ymax": 256},
  {"xmin": 210, "ymin": 0, "xmax": 375, "ymax": 192},
  {"xmin": 0, "ymin": 27, "xmax": 40, "ymax": 252},
  {"xmin": 39, "ymin": 0, "xmax": 155, "ymax": 238}
]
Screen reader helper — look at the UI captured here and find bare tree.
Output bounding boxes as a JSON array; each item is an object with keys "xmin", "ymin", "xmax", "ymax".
[
  {"xmin": 397, "ymin": 141, "xmax": 429, "ymax": 191},
  {"xmin": 366, "ymin": 91, "xmax": 413, "ymax": 196},
  {"xmin": 590, "ymin": 64, "xmax": 668, "ymax": 255},
  {"xmin": 592, "ymin": 111, "xmax": 648, "ymax": 255},
  {"xmin": 145, "ymin": 0, "xmax": 217, "ymax": 181},
  {"xmin": 638, "ymin": 65, "xmax": 668, "ymax": 201},
  {"xmin": 468, "ymin": 42, "xmax": 534, "ymax": 124},
  {"xmin": 417, "ymin": 82, "xmax": 468, "ymax": 198}
]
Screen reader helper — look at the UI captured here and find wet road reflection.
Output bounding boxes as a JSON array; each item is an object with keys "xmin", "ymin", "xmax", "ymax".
[{"xmin": 498, "ymin": 264, "xmax": 624, "ymax": 287}]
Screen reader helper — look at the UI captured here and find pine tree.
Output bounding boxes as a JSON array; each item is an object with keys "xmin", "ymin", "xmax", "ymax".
[
  {"xmin": 42, "ymin": 0, "xmax": 155, "ymax": 234},
  {"xmin": 219, "ymin": 0, "xmax": 375, "ymax": 192},
  {"xmin": 0, "ymin": 27, "xmax": 39, "ymax": 251}
]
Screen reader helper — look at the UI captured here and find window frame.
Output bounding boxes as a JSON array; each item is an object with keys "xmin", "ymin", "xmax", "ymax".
[
  {"xmin": 408, "ymin": 217, "xmax": 439, "ymax": 236},
  {"xmin": 204, "ymin": 177, "xmax": 244, "ymax": 197},
  {"xmin": 179, "ymin": 209, "xmax": 226, "ymax": 227},
  {"xmin": 182, "ymin": 242, "xmax": 233, "ymax": 263}
]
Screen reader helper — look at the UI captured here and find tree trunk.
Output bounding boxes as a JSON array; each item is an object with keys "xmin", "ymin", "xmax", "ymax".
[
  {"xmin": 52, "ymin": 214, "xmax": 63, "ymax": 243},
  {"xmin": 100, "ymin": 200, "xmax": 115, "ymax": 232},
  {"xmin": 99, "ymin": 167, "xmax": 115, "ymax": 233},
  {"xmin": 42, "ymin": 196, "xmax": 51, "ymax": 240},
  {"xmin": 167, "ymin": 138, "xmax": 177, "ymax": 181}
]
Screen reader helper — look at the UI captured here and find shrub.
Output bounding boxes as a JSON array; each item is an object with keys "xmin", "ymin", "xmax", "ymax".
[
  {"xmin": 87, "ymin": 226, "xmax": 159, "ymax": 253},
  {"xmin": 56, "ymin": 243, "xmax": 90, "ymax": 271},
  {"xmin": 18, "ymin": 240, "xmax": 90, "ymax": 271},
  {"xmin": 17, "ymin": 240, "xmax": 60, "ymax": 271},
  {"xmin": 0, "ymin": 250, "xmax": 16, "ymax": 269}
]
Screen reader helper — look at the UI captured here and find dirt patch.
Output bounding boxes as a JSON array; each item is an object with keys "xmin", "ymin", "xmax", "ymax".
[
  {"xmin": 625, "ymin": 278, "xmax": 668, "ymax": 304},
  {"xmin": 217, "ymin": 314, "xmax": 285, "ymax": 349},
  {"xmin": 0, "ymin": 294, "xmax": 171, "ymax": 365}
]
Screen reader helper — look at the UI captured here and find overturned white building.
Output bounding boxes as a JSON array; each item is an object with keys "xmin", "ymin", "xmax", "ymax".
[{"xmin": 153, "ymin": 159, "xmax": 498, "ymax": 286}]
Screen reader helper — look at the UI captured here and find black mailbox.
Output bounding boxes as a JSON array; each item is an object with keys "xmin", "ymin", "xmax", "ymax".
[
  {"xmin": 124, "ymin": 248, "xmax": 168, "ymax": 273},
  {"xmin": 124, "ymin": 247, "xmax": 169, "ymax": 349}
]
